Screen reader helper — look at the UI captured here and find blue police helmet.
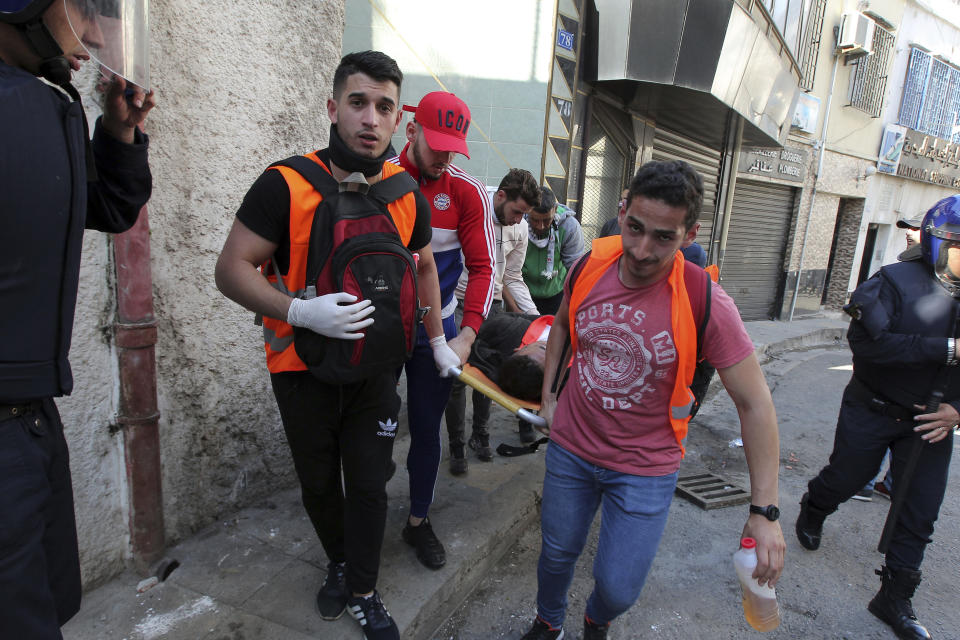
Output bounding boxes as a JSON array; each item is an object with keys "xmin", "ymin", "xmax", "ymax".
[
  {"xmin": 920, "ymin": 194, "xmax": 960, "ymax": 295},
  {"xmin": 0, "ymin": 0, "xmax": 54, "ymax": 23}
]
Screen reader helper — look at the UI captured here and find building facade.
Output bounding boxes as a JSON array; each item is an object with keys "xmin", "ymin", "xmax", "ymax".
[{"xmin": 856, "ymin": 0, "xmax": 960, "ymax": 280}]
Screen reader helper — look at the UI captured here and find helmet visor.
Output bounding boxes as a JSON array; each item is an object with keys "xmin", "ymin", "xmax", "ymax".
[
  {"xmin": 65, "ymin": 0, "xmax": 149, "ymax": 89},
  {"xmin": 933, "ymin": 239, "xmax": 960, "ymax": 287}
]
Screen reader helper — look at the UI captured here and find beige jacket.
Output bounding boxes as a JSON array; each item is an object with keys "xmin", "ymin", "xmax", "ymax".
[{"xmin": 455, "ymin": 190, "xmax": 537, "ymax": 314}]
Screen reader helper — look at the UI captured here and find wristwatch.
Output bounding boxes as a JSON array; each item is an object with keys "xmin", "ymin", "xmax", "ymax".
[{"xmin": 749, "ymin": 504, "xmax": 780, "ymax": 521}]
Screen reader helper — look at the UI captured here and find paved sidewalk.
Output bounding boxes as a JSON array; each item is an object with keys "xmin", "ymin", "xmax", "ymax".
[{"xmin": 62, "ymin": 314, "xmax": 848, "ymax": 640}]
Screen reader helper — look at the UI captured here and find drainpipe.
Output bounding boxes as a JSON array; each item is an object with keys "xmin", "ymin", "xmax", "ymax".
[
  {"xmin": 788, "ymin": 48, "xmax": 841, "ymax": 321},
  {"xmin": 113, "ymin": 202, "xmax": 164, "ymax": 573},
  {"xmin": 716, "ymin": 118, "xmax": 745, "ymax": 275}
]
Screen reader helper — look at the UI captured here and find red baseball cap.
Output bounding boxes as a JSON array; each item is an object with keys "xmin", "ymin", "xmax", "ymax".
[{"xmin": 403, "ymin": 91, "xmax": 472, "ymax": 159}]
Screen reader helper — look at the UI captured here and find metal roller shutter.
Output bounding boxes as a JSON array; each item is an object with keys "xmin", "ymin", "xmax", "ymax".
[
  {"xmin": 651, "ymin": 127, "xmax": 722, "ymax": 246},
  {"xmin": 720, "ymin": 180, "xmax": 797, "ymax": 320}
]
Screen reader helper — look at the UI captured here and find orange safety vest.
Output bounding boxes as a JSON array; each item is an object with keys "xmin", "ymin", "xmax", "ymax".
[
  {"xmin": 261, "ymin": 153, "xmax": 418, "ymax": 373},
  {"xmin": 705, "ymin": 263, "xmax": 719, "ymax": 283},
  {"xmin": 567, "ymin": 235, "xmax": 701, "ymax": 452}
]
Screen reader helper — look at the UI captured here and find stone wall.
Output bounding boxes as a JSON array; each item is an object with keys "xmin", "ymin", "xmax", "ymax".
[{"xmin": 823, "ymin": 198, "xmax": 866, "ymax": 309}]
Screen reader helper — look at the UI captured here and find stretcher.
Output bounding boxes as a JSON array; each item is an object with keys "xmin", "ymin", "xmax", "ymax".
[
  {"xmin": 447, "ymin": 364, "xmax": 549, "ymax": 456},
  {"xmin": 447, "ymin": 364, "xmax": 547, "ymax": 430}
]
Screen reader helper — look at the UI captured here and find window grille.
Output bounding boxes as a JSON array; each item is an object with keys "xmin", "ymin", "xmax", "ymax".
[
  {"xmin": 797, "ymin": 0, "xmax": 826, "ymax": 91},
  {"xmin": 848, "ymin": 24, "xmax": 895, "ymax": 117},
  {"xmin": 898, "ymin": 46, "xmax": 960, "ymax": 143},
  {"xmin": 580, "ymin": 116, "xmax": 626, "ymax": 244},
  {"xmin": 898, "ymin": 47, "xmax": 931, "ymax": 129},
  {"xmin": 922, "ymin": 59, "xmax": 952, "ymax": 136}
]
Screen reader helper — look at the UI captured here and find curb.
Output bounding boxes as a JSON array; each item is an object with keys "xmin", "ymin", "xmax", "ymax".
[{"xmin": 755, "ymin": 326, "xmax": 847, "ymax": 362}]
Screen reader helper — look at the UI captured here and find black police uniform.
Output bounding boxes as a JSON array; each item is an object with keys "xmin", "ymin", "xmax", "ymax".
[
  {"xmin": 806, "ymin": 257, "xmax": 957, "ymax": 572},
  {"xmin": 1, "ymin": 60, "xmax": 152, "ymax": 637}
]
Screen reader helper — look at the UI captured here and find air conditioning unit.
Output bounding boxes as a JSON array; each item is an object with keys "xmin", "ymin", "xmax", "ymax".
[{"xmin": 838, "ymin": 12, "xmax": 875, "ymax": 56}]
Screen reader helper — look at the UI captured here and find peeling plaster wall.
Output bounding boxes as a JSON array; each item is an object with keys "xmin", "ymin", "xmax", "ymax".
[
  {"xmin": 149, "ymin": 0, "xmax": 345, "ymax": 544},
  {"xmin": 64, "ymin": 0, "xmax": 346, "ymax": 587},
  {"xmin": 58, "ymin": 229, "xmax": 128, "ymax": 589}
]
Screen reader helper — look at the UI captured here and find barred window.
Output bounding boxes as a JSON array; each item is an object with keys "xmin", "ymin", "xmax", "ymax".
[
  {"xmin": 899, "ymin": 47, "xmax": 960, "ymax": 142},
  {"xmin": 848, "ymin": 23, "xmax": 896, "ymax": 117},
  {"xmin": 796, "ymin": 0, "xmax": 827, "ymax": 91}
]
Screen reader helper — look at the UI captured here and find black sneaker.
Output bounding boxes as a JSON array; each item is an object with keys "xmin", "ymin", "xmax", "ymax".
[
  {"xmin": 347, "ymin": 590, "xmax": 400, "ymax": 640},
  {"xmin": 521, "ymin": 616, "xmax": 564, "ymax": 639},
  {"xmin": 450, "ymin": 445, "xmax": 468, "ymax": 476},
  {"xmin": 316, "ymin": 561, "xmax": 347, "ymax": 620},
  {"xmin": 583, "ymin": 615, "xmax": 609, "ymax": 639},
  {"xmin": 469, "ymin": 433, "xmax": 494, "ymax": 461},
  {"xmin": 402, "ymin": 517, "xmax": 446, "ymax": 569},
  {"xmin": 519, "ymin": 420, "xmax": 536, "ymax": 443}
]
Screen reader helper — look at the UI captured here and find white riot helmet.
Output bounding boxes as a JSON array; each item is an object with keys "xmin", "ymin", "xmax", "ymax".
[{"xmin": 0, "ymin": 0, "xmax": 149, "ymax": 89}]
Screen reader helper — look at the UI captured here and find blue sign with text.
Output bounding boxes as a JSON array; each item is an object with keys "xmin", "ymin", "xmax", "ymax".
[{"xmin": 557, "ymin": 28, "xmax": 574, "ymax": 51}]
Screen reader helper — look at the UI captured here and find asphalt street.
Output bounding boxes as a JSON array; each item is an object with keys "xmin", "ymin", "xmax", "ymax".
[{"xmin": 436, "ymin": 346, "xmax": 960, "ymax": 640}]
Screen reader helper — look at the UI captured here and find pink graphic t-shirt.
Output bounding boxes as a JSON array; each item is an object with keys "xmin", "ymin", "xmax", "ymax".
[{"xmin": 550, "ymin": 264, "xmax": 755, "ymax": 476}]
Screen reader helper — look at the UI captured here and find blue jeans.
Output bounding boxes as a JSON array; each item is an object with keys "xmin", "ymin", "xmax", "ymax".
[{"xmin": 536, "ymin": 442, "xmax": 677, "ymax": 628}]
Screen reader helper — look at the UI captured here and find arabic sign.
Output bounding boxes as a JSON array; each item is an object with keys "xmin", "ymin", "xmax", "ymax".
[
  {"xmin": 739, "ymin": 147, "xmax": 807, "ymax": 183},
  {"xmin": 894, "ymin": 128, "xmax": 960, "ymax": 188}
]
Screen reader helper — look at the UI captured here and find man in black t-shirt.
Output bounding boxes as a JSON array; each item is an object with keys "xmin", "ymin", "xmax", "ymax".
[{"xmin": 215, "ymin": 51, "xmax": 456, "ymax": 640}]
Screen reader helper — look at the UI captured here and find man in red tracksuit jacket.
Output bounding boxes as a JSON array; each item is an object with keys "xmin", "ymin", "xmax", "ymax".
[{"xmin": 388, "ymin": 91, "xmax": 496, "ymax": 570}]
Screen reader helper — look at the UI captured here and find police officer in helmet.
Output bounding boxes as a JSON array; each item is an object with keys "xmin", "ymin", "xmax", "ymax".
[
  {"xmin": 796, "ymin": 195, "xmax": 960, "ymax": 640},
  {"xmin": 1, "ymin": 1, "xmax": 154, "ymax": 637}
]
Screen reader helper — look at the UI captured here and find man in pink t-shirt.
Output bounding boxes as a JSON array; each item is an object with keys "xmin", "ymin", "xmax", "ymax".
[{"xmin": 520, "ymin": 160, "xmax": 786, "ymax": 640}]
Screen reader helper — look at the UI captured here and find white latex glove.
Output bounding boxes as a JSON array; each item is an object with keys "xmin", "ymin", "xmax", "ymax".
[
  {"xmin": 287, "ymin": 293, "xmax": 374, "ymax": 340},
  {"xmin": 430, "ymin": 336, "xmax": 461, "ymax": 377}
]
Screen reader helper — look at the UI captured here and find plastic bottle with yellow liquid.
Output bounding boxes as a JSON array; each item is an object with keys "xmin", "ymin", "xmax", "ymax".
[{"xmin": 733, "ymin": 537, "xmax": 781, "ymax": 631}]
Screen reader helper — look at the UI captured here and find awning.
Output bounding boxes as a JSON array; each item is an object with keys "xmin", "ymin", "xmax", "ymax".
[{"xmin": 587, "ymin": 0, "xmax": 802, "ymax": 148}]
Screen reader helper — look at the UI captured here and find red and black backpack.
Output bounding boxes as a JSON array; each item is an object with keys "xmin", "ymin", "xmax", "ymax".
[{"xmin": 270, "ymin": 155, "xmax": 421, "ymax": 384}]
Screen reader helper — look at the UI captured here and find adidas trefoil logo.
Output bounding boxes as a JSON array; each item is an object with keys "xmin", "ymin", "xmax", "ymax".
[{"xmin": 377, "ymin": 418, "xmax": 398, "ymax": 438}]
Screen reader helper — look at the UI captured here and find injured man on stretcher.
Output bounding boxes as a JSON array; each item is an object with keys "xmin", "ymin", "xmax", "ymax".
[
  {"xmin": 447, "ymin": 312, "xmax": 554, "ymax": 460},
  {"xmin": 470, "ymin": 312, "xmax": 553, "ymax": 403}
]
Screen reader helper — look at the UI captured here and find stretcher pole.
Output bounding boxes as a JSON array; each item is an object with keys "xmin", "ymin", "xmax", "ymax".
[{"xmin": 446, "ymin": 366, "xmax": 547, "ymax": 430}]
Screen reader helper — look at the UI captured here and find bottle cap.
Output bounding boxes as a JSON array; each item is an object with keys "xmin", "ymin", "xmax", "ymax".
[{"xmin": 740, "ymin": 537, "xmax": 756, "ymax": 549}]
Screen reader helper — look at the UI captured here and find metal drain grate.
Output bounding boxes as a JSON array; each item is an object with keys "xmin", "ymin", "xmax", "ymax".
[{"xmin": 675, "ymin": 473, "xmax": 751, "ymax": 510}]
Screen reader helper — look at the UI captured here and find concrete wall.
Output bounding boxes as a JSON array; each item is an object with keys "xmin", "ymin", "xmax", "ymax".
[
  {"xmin": 66, "ymin": 0, "xmax": 346, "ymax": 588},
  {"xmin": 341, "ymin": 0, "xmax": 555, "ymax": 188}
]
